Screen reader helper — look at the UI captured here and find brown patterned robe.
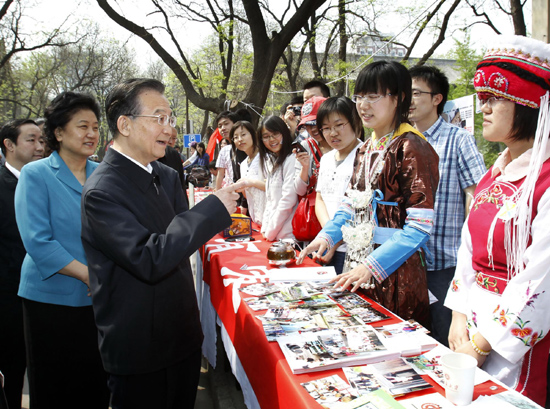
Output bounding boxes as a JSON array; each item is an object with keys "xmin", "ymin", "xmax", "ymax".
[{"xmin": 351, "ymin": 127, "xmax": 439, "ymax": 327}]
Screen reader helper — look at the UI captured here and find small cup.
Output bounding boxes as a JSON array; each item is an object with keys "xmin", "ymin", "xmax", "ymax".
[{"xmin": 440, "ymin": 353, "xmax": 477, "ymax": 406}]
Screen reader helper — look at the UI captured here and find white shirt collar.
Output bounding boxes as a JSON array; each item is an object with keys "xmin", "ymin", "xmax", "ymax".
[
  {"xmin": 492, "ymin": 143, "xmax": 550, "ymax": 182},
  {"xmin": 110, "ymin": 146, "xmax": 153, "ymax": 174},
  {"xmin": 5, "ymin": 161, "xmax": 20, "ymax": 179}
]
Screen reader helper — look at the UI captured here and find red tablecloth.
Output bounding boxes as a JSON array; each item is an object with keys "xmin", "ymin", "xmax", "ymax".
[{"xmin": 201, "ymin": 230, "xmax": 505, "ymax": 408}]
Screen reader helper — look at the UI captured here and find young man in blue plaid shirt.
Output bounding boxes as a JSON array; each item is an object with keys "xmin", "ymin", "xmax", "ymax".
[{"xmin": 409, "ymin": 66, "xmax": 486, "ymax": 347}]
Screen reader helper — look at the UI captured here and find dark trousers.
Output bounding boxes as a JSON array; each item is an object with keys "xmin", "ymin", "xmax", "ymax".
[
  {"xmin": 0, "ymin": 292, "xmax": 25, "ymax": 409},
  {"xmin": 108, "ymin": 349, "xmax": 202, "ymax": 409},
  {"xmin": 427, "ymin": 267, "xmax": 455, "ymax": 347},
  {"xmin": 328, "ymin": 250, "xmax": 346, "ymax": 275},
  {"xmin": 22, "ymin": 298, "xmax": 110, "ymax": 409}
]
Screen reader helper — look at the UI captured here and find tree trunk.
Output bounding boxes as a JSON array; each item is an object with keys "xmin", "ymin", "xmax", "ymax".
[
  {"xmin": 509, "ymin": 0, "xmax": 527, "ymax": 36},
  {"xmin": 334, "ymin": 0, "xmax": 348, "ymax": 96}
]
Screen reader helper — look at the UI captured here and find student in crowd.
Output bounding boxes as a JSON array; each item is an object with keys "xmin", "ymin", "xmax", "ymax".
[
  {"xmin": 232, "ymin": 120, "xmax": 266, "ymax": 225},
  {"xmin": 285, "ymin": 80, "xmax": 331, "ymax": 138},
  {"xmin": 298, "ymin": 61, "xmax": 439, "ymax": 327},
  {"xmin": 258, "ymin": 116, "xmax": 299, "ymax": 241},
  {"xmin": 314, "ymin": 96, "xmax": 364, "ymax": 274},
  {"xmin": 303, "ymin": 79, "xmax": 331, "ymax": 102},
  {"xmin": 0, "ymin": 119, "xmax": 44, "ymax": 409},
  {"xmin": 15, "ymin": 92, "xmax": 110, "ymax": 408},
  {"xmin": 193, "ymin": 142, "xmax": 209, "ymax": 167},
  {"xmin": 182, "ymin": 141, "xmax": 198, "ymax": 168},
  {"xmin": 408, "ymin": 65, "xmax": 486, "ymax": 347},
  {"xmin": 215, "ymin": 111, "xmax": 239, "ymax": 190},
  {"xmin": 445, "ymin": 35, "xmax": 550, "ymax": 407},
  {"xmin": 294, "ymin": 95, "xmax": 332, "ymax": 198},
  {"xmin": 282, "ymin": 95, "xmax": 305, "ymax": 141}
]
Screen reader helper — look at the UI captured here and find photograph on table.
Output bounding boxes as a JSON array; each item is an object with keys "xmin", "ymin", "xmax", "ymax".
[
  {"xmin": 238, "ymin": 282, "xmax": 280, "ymax": 296},
  {"xmin": 244, "ymin": 296, "xmax": 271, "ymax": 311},
  {"xmin": 369, "ymin": 358, "xmax": 433, "ymax": 396},
  {"xmin": 301, "ymin": 374, "xmax": 358, "ymax": 408},
  {"xmin": 260, "ymin": 320, "xmax": 286, "ymax": 342},
  {"xmin": 346, "ymin": 306, "xmax": 389, "ymax": 324},
  {"xmin": 342, "ymin": 365, "xmax": 383, "ymax": 395},
  {"xmin": 375, "ymin": 320, "xmax": 428, "ymax": 338},
  {"xmin": 327, "ymin": 291, "xmax": 371, "ymax": 309},
  {"xmin": 299, "ymin": 294, "xmax": 337, "ymax": 308},
  {"xmin": 278, "ymin": 329, "xmax": 399, "ymax": 374}
]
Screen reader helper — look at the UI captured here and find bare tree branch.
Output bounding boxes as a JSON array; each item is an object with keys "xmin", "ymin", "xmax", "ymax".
[
  {"xmin": 415, "ymin": 0, "xmax": 461, "ymax": 66},
  {"xmin": 402, "ymin": 0, "xmax": 446, "ymax": 62},
  {"xmin": 464, "ymin": 0, "xmax": 502, "ymax": 34}
]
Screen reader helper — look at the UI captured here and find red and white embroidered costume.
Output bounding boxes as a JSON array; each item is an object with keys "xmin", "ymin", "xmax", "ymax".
[{"xmin": 445, "ymin": 146, "xmax": 550, "ymax": 405}]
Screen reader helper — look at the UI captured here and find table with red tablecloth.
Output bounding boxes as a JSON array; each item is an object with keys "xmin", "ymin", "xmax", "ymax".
[{"xmin": 197, "ymin": 229, "xmax": 507, "ymax": 409}]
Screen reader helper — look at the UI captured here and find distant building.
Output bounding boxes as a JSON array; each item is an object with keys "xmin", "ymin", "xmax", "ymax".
[{"xmin": 352, "ymin": 35, "xmax": 407, "ymax": 58}]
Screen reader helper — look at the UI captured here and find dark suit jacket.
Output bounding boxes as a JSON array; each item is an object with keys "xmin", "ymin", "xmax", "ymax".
[
  {"xmin": 0, "ymin": 165, "xmax": 25, "ymax": 293},
  {"xmin": 81, "ymin": 148, "xmax": 231, "ymax": 375}
]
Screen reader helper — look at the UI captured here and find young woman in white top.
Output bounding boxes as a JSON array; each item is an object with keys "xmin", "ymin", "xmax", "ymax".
[
  {"xmin": 315, "ymin": 96, "xmax": 364, "ymax": 274},
  {"xmin": 231, "ymin": 121, "xmax": 266, "ymax": 225},
  {"xmin": 258, "ymin": 116, "xmax": 299, "ymax": 241}
]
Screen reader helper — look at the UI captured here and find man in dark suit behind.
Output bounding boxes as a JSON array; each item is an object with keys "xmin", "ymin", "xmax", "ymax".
[
  {"xmin": 0, "ymin": 119, "xmax": 44, "ymax": 409},
  {"xmin": 81, "ymin": 78, "xmax": 243, "ymax": 409}
]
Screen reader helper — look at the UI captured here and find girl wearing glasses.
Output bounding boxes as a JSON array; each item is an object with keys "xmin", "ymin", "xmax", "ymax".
[
  {"xmin": 312, "ymin": 96, "xmax": 364, "ymax": 274},
  {"xmin": 444, "ymin": 36, "xmax": 550, "ymax": 406},
  {"xmin": 298, "ymin": 61, "xmax": 439, "ymax": 327},
  {"xmin": 231, "ymin": 121, "xmax": 266, "ymax": 225},
  {"xmin": 258, "ymin": 116, "xmax": 299, "ymax": 241}
]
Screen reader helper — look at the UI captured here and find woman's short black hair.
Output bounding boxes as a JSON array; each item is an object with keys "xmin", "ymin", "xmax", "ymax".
[
  {"xmin": 317, "ymin": 96, "xmax": 365, "ymax": 141},
  {"xmin": 258, "ymin": 115, "xmax": 293, "ymax": 174},
  {"xmin": 44, "ymin": 92, "xmax": 101, "ymax": 152},
  {"xmin": 354, "ymin": 60, "xmax": 412, "ymax": 132},
  {"xmin": 509, "ymin": 103, "xmax": 539, "ymax": 141}
]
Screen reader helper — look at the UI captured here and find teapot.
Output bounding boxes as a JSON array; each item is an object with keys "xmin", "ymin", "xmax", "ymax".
[{"xmin": 267, "ymin": 240, "xmax": 296, "ymax": 266}]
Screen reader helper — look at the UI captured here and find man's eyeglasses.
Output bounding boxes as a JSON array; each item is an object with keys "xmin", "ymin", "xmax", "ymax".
[
  {"xmin": 479, "ymin": 96, "xmax": 507, "ymax": 108},
  {"xmin": 320, "ymin": 122, "xmax": 349, "ymax": 135},
  {"xmin": 412, "ymin": 90, "xmax": 437, "ymax": 98},
  {"xmin": 126, "ymin": 114, "xmax": 177, "ymax": 128},
  {"xmin": 262, "ymin": 132, "xmax": 282, "ymax": 141},
  {"xmin": 351, "ymin": 94, "xmax": 392, "ymax": 104}
]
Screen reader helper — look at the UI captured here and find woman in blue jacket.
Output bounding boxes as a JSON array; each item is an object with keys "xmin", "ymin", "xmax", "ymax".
[{"xmin": 15, "ymin": 92, "xmax": 109, "ymax": 408}]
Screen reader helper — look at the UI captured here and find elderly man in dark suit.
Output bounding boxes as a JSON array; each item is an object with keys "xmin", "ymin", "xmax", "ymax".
[
  {"xmin": 81, "ymin": 78, "xmax": 243, "ymax": 409},
  {"xmin": 0, "ymin": 119, "xmax": 44, "ymax": 409}
]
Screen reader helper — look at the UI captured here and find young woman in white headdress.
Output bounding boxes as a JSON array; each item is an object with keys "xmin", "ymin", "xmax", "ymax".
[{"xmin": 445, "ymin": 35, "xmax": 550, "ymax": 406}]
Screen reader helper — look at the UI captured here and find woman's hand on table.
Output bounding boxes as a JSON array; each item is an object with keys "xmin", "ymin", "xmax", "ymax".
[
  {"xmin": 448, "ymin": 311, "xmax": 470, "ymax": 351},
  {"xmin": 317, "ymin": 240, "xmax": 343, "ymax": 264},
  {"xmin": 296, "ymin": 237, "xmax": 328, "ymax": 265},
  {"xmin": 329, "ymin": 263, "xmax": 373, "ymax": 293},
  {"xmin": 454, "ymin": 340, "xmax": 488, "ymax": 368}
]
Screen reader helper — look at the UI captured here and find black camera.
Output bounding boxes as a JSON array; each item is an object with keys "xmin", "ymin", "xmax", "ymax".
[{"xmin": 291, "ymin": 105, "xmax": 303, "ymax": 116}]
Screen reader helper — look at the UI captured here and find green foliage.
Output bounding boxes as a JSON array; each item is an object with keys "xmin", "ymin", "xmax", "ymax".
[{"xmin": 447, "ymin": 33, "xmax": 503, "ymax": 168}]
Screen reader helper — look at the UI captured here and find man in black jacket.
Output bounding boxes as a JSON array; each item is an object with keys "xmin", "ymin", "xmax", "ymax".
[
  {"xmin": 0, "ymin": 119, "xmax": 44, "ymax": 409},
  {"xmin": 81, "ymin": 78, "xmax": 243, "ymax": 409}
]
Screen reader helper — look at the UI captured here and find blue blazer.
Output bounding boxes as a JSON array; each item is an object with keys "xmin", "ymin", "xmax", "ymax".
[{"xmin": 15, "ymin": 151, "xmax": 98, "ymax": 306}]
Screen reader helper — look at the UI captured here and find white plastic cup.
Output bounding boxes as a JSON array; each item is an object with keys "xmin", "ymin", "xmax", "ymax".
[{"xmin": 440, "ymin": 353, "xmax": 477, "ymax": 406}]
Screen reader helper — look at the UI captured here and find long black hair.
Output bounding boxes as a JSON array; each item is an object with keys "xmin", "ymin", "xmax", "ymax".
[
  {"xmin": 354, "ymin": 60, "xmax": 412, "ymax": 132},
  {"xmin": 258, "ymin": 115, "xmax": 293, "ymax": 174}
]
